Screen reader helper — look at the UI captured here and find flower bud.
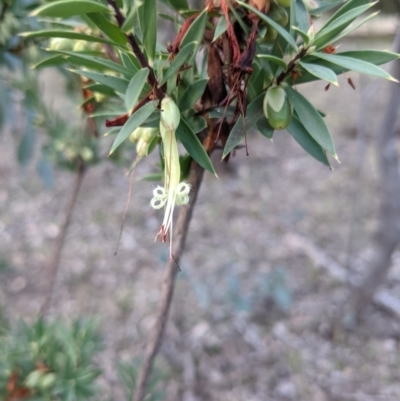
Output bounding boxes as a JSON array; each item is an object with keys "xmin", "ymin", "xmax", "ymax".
[
  {"xmin": 276, "ymin": 0, "xmax": 291, "ymax": 8},
  {"xmin": 39, "ymin": 373, "xmax": 56, "ymax": 389},
  {"xmin": 263, "ymin": 85, "xmax": 293, "ymax": 130},
  {"xmin": 129, "ymin": 127, "xmax": 145, "ymax": 143},
  {"xmin": 160, "ymin": 97, "xmax": 180, "ymax": 132},
  {"xmin": 25, "ymin": 370, "xmax": 45, "ymax": 388},
  {"xmin": 136, "ymin": 137, "xmax": 150, "ymax": 157},
  {"xmin": 269, "ymin": 4, "xmax": 288, "ymax": 27},
  {"xmin": 265, "ymin": 26, "xmax": 278, "ymax": 43},
  {"xmin": 303, "ymin": 0, "xmax": 319, "ymax": 11},
  {"xmin": 141, "ymin": 127, "xmax": 159, "ymax": 143}
]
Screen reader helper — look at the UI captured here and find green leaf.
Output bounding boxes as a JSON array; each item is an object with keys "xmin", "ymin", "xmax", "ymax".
[
  {"xmin": 125, "ymin": 68, "xmax": 149, "ymax": 111},
  {"xmin": 287, "ymin": 117, "xmax": 330, "ymax": 166},
  {"xmin": 70, "ymin": 70, "xmax": 130, "ymax": 94},
  {"xmin": 313, "ymin": 52, "xmax": 397, "ymax": 81},
  {"xmin": 213, "ymin": 16, "xmax": 227, "ymax": 42},
  {"xmin": 313, "ymin": 2, "xmax": 376, "ymax": 49},
  {"xmin": 180, "ymin": 10, "xmax": 207, "ymax": 50},
  {"xmin": 32, "ymin": 54, "xmax": 65, "ymax": 69},
  {"xmin": 294, "ymin": 50, "xmax": 399, "ymax": 85},
  {"xmin": 87, "ymin": 13, "xmax": 128, "ymax": 44},
  {"xmin": 322, "ymin": 0, "xmax": 371, "ymax": 26},
  {"xmin": 109, "ymin": 102, "xmax": 156, "ymax": 154},
  {"xmin": 337, "ymin": 50, "xmax": 400, "ymax": 65},
  {"xmin": 235, "ymin": 0, "xmax": 298, "ymax": 51},
  {"xmin": 20, "ymin": 30, "xmax": 123, "ymax": 48},
  {"xmin": 139, "ymin": 0, "xmax": 157, "ymax": 65},
  {"xmin": 294, "ymin": 0, "xmax": 310, "ymax": 33},
  {"xmin": 121, "ymin": 1, "xmax": 141, "ymax": 32},
  {"xmin": 257, "ymin": 55, "xmax": 288, "ymax": 70},
  {"xmin": 54, "ymin": 51, "xmax": 134, "ymax": 78},
  {"xmin": 299, "ymin": 61, "xmax": 338, "ymax": 85},
  {"xmin": 285, "ymin": 86, "xmax": 337, "ymax": 158},
  {"xmin": 31, "ymin": 0, "xmax": 110, "ymax": 18},
  {"xmin": 291, "ymin": 26, "xmax": 310, "ymax": 45},
  {"xmin": 166, "ymin": 0, "xmax": 189, "ymax": 10},
  {"xmin": 222, "ymin": 92, "xmax": 264, "ymax": 159},
  {"xmin": 178, "ymin": 79, "xmax": 208, "ymax": 112},
  {"xmin": 185, "ymin": 114, "xmax": 207, "ymax": 134},
  {"xmin": 324, "ymin": 11, "xmax": 379, "ymax": 46},
  {"xmin": 176, "ymin": 117, "xmax": 216, "ymax": 175},
  {"xmin": 256, "ymin": 117, "xmax": 274, "ymax": 139},
  {"xmin": 158, "ymin": 41, "xmax": 197, "ymax": 87}
]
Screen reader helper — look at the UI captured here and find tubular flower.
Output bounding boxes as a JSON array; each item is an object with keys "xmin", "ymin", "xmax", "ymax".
[{"xmin": 151, "ymin": 97, "xmax": 190, "ymax": 260}]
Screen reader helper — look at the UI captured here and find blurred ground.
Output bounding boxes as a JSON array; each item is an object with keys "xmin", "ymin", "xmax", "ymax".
[{"xmin": 1, "ymin": 29, "xmax": 400, "ymax": 401}]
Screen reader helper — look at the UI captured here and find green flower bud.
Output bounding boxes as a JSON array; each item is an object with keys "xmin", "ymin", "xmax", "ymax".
[
  {"xmin": 73, "ymin": 40, "xmax": 87, "ymax": 52},
  {"xmin": 160, "ymin": 97, "xmax": 181, "ymax": 131},
  {"xmin": 263, "ymin": 86, "xmax": 293, "ymax": 130},
  {"xmin": 265, "ymin": 27, "xmax": 278, "ymax": 43},
  {"xmin": 136, "ymin": 137, "xmax": 150, "ymax": 157},
  {"xmin": 269, "ymin": 5, "xmax": 288, "ymax": 27},
  {"xmin": 25, "ymin": 370, "xmax": 45, "ymax": 389},
  {"xmin": 80, "ymin": 147, "xmax": 94, "ymax": 162},
  {"xmin": 276, "ymin": 0, "xmax": 291, "ymax": 8},
  {"xmin": 141, "ymin": 127, "xmax": 159, "ymax": 143},
  {"xmin": 303, "ymin": 0, "xmax": 319, "ymax": 11},
  {"xmin": 39, "ymin": 373, "xmax": 56, "ymax": 389},
  {"xmin": 129, "ymin": 127, "xmax": 145, "ymax": 143}
]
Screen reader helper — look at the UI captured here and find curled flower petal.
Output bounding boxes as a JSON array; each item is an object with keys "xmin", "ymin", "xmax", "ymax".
[
  {"xmin": 175, "ymin": 194, "xmax": 189, "ymax": 206},
  {"xmin": 153, "ymin": 186, "xmax": 166, "ymax": 199},
  {"xmin": 175, "ymin": 182, "xmax": 191, "ymax": 196},
  {"xmin": 151, "ymin": 196, "xmax": 168, "ymax": 209}
]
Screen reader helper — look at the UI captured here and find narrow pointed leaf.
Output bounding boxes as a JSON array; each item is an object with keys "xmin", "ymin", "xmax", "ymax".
[
  {"xmin": 178, "ymin": 79, "xmax": 208, "ymax": 112},
  {"xmin": 338, "ymin": 50, "xmax": 400, "ymax": 65},
  {"xmin": 287, "ymin": 117, "xmax": 330, "ymax": 166},
  {"xmin": 31, "ymin": 0, "xmax": 110, "ymax": 18},
  {"xmin": 87, "ymin": 13, "xmax": 128, "ymax": 44},
  {"xmin": 314, "ymin": 3, "xmax": 376, "ymax": 49},
  {"xmin": 285, "ymin": 86, "xmax": 337, "ymax": 158},
  {"xmin": 222, "ymin": 92, "xmax": 264, "ymax": 159},
  {"xmin": 257, "ymin": 55, "xmax": 288, "ymax": 70},
  {"xmin": 176, "ymin": 118, "xmax": 216, "ymax": 176},
  {"xmin": 20, "ymin": 30, "xmax": 124, "ymax": 48},
  {"xmin": 181, "ymin": 10, "xmax": 207, "ymax": 50},
  {"xmin": 70, "ymin": 70, "xmax": 129, "ymax": 94},
  {"xmin": 158, "ymin": 41, "xmax": 197, "ymax": 87},
  {"xmin": 125, "ymin": 68, "xmax": 149, "ymax": 111},
  {"xmin": 213, "ymin": 16, "xmax": 228, "ymax": 42},
  {"xmin": 323, "ymin": 0, "xmax": 372, "ymax": 26},
  {"xmin": 54, "ymin": 51, "xmax": 134, "ymax": 78},
  {"xmin": 139, "ymin": 0, "xmax": 157, "ymax": 65},
  {"xmin": 109, "ymin": 102, "xmax": 156, "ymax": 154},
  {"xmin": 294, "ymin": 0, "xmax": 310, "ymax": 33},
  {"xmin": 32, "ymin": 55, "xmax": 65, "ymax": 69},
  {"xmin": 299, "ymin": 61, "xmax": 338, "ymax": 85},
  {"xmin": 313, "ymin": 52, "xmax": 397, "ymax": 81},
  {"xmin": 166, "ymin": 0, "xmax": 189, "ymax": 10},
  {"xmin": 235, "ymin": 0, "xmax": 298, "ymax": 50}
]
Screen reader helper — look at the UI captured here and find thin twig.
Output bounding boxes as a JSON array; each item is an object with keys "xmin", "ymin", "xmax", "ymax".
[
  {"xmin": 133, "ymin": 161, "xmax": 205, "ymax": 401},
  {"xmin": 106, "ymin": 0, "xmax": 164, "ymax": 99},
  {"xmin": 40, "ymin": 162, "xmax": 86, "ymax": 316},
  {"xmin": 0, "ymin": 2, "xmax": 9, "ymax": 22}
]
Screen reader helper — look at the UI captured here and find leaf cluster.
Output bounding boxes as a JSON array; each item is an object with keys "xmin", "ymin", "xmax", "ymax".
[
  {"xmin": 0, "ymin": 318, "xmax": 102, "ymax": 401},
  {"xmin": 23, "ymin": 0, "xmax": 399, "ymax": 173}
]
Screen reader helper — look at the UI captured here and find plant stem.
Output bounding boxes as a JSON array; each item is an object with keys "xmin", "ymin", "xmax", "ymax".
[
  {"xmin": 133, "ymin": 161, "xmax": 205, "ymax": 401},
  {"xmin": 40, "ymin": 162, "xmax": 86, "ymax": 316}
]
